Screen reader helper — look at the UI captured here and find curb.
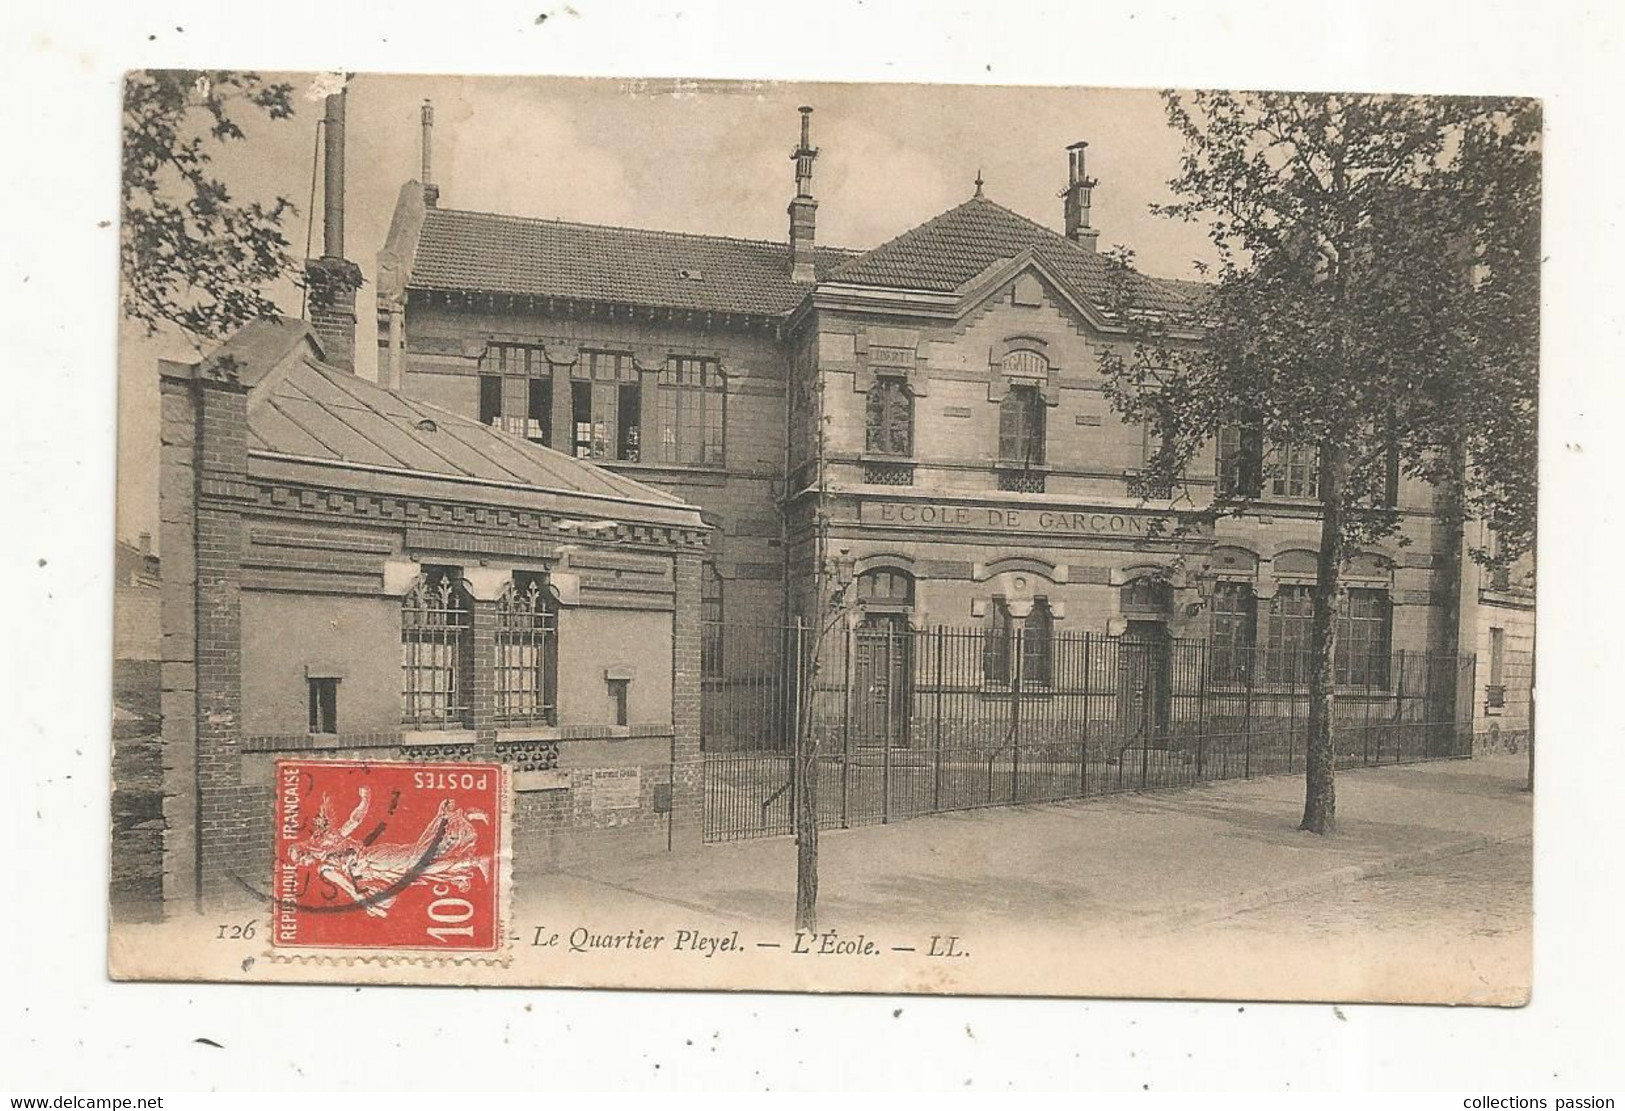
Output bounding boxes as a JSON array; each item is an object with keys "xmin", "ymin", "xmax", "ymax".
[{"xmin": 1139, "ymin": 831, "xmax": 1533, "ymax": 936}]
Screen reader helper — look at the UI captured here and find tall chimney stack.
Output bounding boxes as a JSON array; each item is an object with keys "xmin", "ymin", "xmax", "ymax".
[
  {"xmin": 421, "ymin": 99, "xmax": 439, "ymax": 207},
  {"xmin": 787, "ymin": 106, "xmax": 819, "ymax": 283},
  {"xmin": 1062, "ymin": 141, "xmax": 1100, "ymax": 251},
  {"xmin": 305, "ymin": 88, "xmax": 364, "ymax": 372}
]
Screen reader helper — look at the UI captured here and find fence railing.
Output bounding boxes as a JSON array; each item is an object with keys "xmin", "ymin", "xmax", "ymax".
[{"xmin": 700, "ymin": 621, "xmax": 1479, "ymax": 843}]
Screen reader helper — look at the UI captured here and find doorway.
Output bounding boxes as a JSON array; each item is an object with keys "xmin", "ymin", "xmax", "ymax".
[
  {"xmin": 853, "ymin": 614, "xmax": 911, "ymax": 748},
  {"xmin": 1117, "ymin": 620, "xmax": 1172, "ymax": 748}
]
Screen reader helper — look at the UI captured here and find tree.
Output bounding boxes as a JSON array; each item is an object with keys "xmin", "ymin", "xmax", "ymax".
[
  {"xmin": 122, "ymin": 70, "xmax": 299, "ymax": 343},
  {"xmin": 1100, "ymin": 92, "xmax": 1540, "ymax": 834}
]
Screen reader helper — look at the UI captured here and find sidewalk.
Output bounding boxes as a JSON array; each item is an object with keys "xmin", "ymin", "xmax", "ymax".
[{"xmin": 531, "ymin": 754, "xmax": 1533, "ymax": 941}]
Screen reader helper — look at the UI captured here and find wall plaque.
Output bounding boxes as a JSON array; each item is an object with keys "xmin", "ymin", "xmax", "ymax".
[{"xmin": 591, "ymin": 767, "xmax": 642, "ymax": 811}]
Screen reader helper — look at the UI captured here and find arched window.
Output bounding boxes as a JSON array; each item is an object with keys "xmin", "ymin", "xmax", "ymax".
[
  {"xmin": 495, "ymin": 571, "xmax": 558, "ymax": 726},
  {"xmin": 401, "ymin": 566, "xmax": 474, "ymax": 728},
  {"xmin": 1121, "ymin": 575, "xmax": 1173, "ymax": 614},
  {"xmin": 700, "ymin": 563, "xmax": 724, "ymax": 679},
  {"xmin": 998, "ymin": 384, "xmax": 1047, "ymax": 467}
]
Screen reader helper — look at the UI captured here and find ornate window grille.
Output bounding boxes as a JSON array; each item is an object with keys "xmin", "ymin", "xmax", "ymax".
[
  {"xmin": 997, "ymin": 468, "xmax": 1046, "ymax": 493},
  {"xmin": 865, "ymin": 378, "xmax": 914, "ymax": 456},
  {"xmin": 401, "ymin": 567, "xmax": 474, "ymax": 728},
  {"xmin": 863, "ymin": 461, "xmax": 915, "ymax": 486},
  {"xmin": 495, "ymin": 573, "xmax": 559, "ymax": 727},
  {"xmin": 656, "ymin": 356, "xmax": 725, "ymax": 466}
]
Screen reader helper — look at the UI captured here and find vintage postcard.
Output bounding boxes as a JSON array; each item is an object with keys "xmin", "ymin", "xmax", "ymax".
[{"xmin": 109, "ymin": 73, "xmax": 1537, "ymax": 1000}]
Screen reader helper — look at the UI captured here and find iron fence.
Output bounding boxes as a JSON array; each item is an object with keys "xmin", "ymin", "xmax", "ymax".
[{"xmin": 701, "ymin": 621, "xmax": 1480, "ymax": 843}]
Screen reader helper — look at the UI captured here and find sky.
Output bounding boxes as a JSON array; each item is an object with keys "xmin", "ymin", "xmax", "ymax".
[{"xmin": 118, "ymin": 74, "xmax": 1220, "ymax": 545}]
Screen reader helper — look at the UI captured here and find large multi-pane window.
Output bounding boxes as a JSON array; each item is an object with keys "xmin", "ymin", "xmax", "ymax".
[
  {"xmin": 1263, "ymin": 583, "xmax": 1392, "ymax": 686},
  {"xmin": 572, "ymin": 350, "xmax": 640, "ymax": 461},
  {"xmin": 655, "ymin": 356, "xmax": 724, "ymax": 466},
  {"xmin": 483, "ymin": 342, "xmax": 553, "ymax": 446},
  {"xmin": 865, "ymin": 378, "xmax": 914, "ymax": 456},
  {"xmin": 494, "ymin": 572, "xmax": 558, "ymax": 726},
  {"xmin": 1209, "ymin": 580, "xmax": 1258, "ymax": 684},
  {"xmin": 1336, "ymin": 588, "xmax": 1391, "ymax": 688},
  {"xmin": 401, "ymin": 566, "xmax": 474, "ymax": 728},
  {"xmin": 1271, "ymin": 443, "xmax": 1321, "ymax": 499}
]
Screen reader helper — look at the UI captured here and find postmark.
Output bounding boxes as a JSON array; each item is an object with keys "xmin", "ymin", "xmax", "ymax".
[{"xmin": 273, "ymin": 760, "xmax": 508, "ymax": 952}]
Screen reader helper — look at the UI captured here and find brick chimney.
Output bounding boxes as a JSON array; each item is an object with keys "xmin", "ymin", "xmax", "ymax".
[
  {"xmin": 305, "ymin": 89, "xmax": 364, "ymax": 371},
  {"xmin": 1062, "ymin": 141, "xmax": 1100, "ymax": 251},
  {"xmin": 421, "ymin": 99, "xmax": 440, "ymax": 208},
  {"xmin": 787, "ymin": 106, "xmax": 819, "ymax": 283}
]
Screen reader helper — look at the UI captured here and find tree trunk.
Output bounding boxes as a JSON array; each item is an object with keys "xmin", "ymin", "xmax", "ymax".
[
  {"xmin": 1302, "ymin": 443, "xmax": 1350, "ymax": 835},
  {"xmin": 793, "ymin": 620, "xmax": 819, "ymax": 933}
]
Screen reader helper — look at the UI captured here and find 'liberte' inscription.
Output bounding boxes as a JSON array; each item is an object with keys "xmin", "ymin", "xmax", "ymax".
[{"xmin": 862, "ymin": 500, "xmax": 1179, "ymax": 538}]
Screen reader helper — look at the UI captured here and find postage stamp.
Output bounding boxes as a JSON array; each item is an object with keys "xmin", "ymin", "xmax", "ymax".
[{"xmin": 272, "ymin": 760, "xmax": 508, "ymax": 952}]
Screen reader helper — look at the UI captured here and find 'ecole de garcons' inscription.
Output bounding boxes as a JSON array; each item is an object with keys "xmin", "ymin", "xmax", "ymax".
[{"xmin": 861, "ymin": 501, "xmax": 1179, "ymax": 538}]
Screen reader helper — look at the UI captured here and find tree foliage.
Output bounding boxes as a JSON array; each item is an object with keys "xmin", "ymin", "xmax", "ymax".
[
  {"xmin": 122, "ymin": 70, "xmax": 299, "ymax": 342},
  {"xmin": 1099, "ymin": 91, "xmax": 1540, "ymax": 832}
]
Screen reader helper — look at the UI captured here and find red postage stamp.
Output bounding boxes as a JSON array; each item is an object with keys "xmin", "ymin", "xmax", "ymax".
[{"xmin": 273, "ymin": 760, "xmax": 507, "ymax": 952}]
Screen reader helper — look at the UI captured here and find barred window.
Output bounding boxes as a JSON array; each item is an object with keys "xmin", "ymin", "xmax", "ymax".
[
  {"xmin": 700, "ymin": 563, "xmax": 724, "ymax": 679},
  {"xmin": 572, "ymin": 350, "xmax": 640, "ymax": 461},
  {"xmin": 981, "ymin": 597, "xmax": 1052, "ymax": 685},
  {"xmin": 401, "ymin": 566, "xmax": 473, "ymax": 728},
  {"xmin": 495, "ymin": 572, "xmax": 558, "ymax": 727},
  {"xmin": 656, "ymin": 356, "xmax": 724, "ymax": 466},
  {"xmin": 865, "ymin": 377, "xmax": 913, "ymax": 457},
  {"xmin": 1209, "ymin": 580, "xmax": 1258, "ymax": 684},
  {"xmin": 998, "ymin": 385, "xmax": 1046, "ymax": 466},
  {"xmin": 1271, "ymin": 442, "xmax": 1320, "ymax": 500}
]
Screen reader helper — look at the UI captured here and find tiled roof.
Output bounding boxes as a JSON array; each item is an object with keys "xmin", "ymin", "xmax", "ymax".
[
  {"xmin": 235, "ymin": 319, "xmax": 696, "ymax": 517},
  {"xmin": 829, "ymin": 194, "xmax": 1192, "ymax": 317},
  {"xmin": 408, "ymin": 207, "xmax": 859, "ymax": 317}
]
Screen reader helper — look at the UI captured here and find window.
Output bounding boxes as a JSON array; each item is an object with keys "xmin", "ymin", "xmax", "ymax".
[
  {"xmin": 981, "ymin": 597, "xmax": 1052, "ymax": 685},
  {"xmin": 998, "ymin": 385, "xmax": 1046, "ymax": 467},
  {"xmin": 1216, "ymin": 424, "xmax": 1263, "ymax": 498},
  {"xmin": 307, "ymin": 677, "xmax": 338, "ymax": 734},
  {"xmin": 1263, "ymin": 584, "xmax": 1392, "ymax": 687},
  {"xmin": 571, "ymin": 350, "xmax": 640, "ymax": 461},
  {"xmin": 865, "ymin": 378, "xmax": 914, "ymax": 456},
  {"xmin": 700, "ymin": 563, "xmax": 724, "ymax": 679},
  {"xmin": 655, "ymin": 356, "xmax": 724, "ymax": 465},
  {"xmin": 494, "ymin": 572, "xmax": 558, "ymax": 727},
  {"xmin": 1209, "ymin": 581, "xmax": 1258, "ymax": 684},
  {"xmin": 1263, "ymin": 584, "xmax": 1315, "ymax": 684},
  {"xmin": 608, "ymin": 678, "xmax": 630, "ymax": 726},
  {"xmin": 1337, "ymin": 587, "xmax": 1391, "ymax": 688},
  {"xmin": 1270, "ymin": 443, "xmax": 1320, "ymax": 500},
  {"xmin": 485, "ymin": 342, "xmax": 554, "ymax": 444},
  {"xmin": 478, "ymin": 374, "xmax": 502, "ymax": 427},
  {"xmin": 856, "ymin": 568, "xmax": 914, "ymax": 608},
  {"xmin": 1487, "ymin": 626, "xmax": 1506, "ymax": 709},
  {"xmin": 401, "ymin": 566, "xmax": 474, "ymax": 728},
  {"xmin": 1121, "ymin": 576, "xmax": 1172, "ymax": 614}
]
